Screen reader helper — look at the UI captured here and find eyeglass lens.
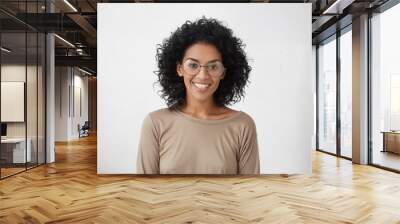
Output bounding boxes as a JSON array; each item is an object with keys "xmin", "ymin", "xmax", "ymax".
[{"xmin": 182, "ymin": 59, "xmax": 224, "ymax": 77}]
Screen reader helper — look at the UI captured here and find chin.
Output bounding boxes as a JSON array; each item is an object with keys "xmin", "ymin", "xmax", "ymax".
[{"xmin": 191, "ymin": 93, "xmax": 213, "ymax": 102}]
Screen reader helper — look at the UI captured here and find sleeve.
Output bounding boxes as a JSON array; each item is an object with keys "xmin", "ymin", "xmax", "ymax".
[
  {"xmin": 238, "ymin": 117, "xmax": 260, "ymax": 174},
  {"xmin": 136, "ymin": 114, "xmax": 160, "ymax": 174}
]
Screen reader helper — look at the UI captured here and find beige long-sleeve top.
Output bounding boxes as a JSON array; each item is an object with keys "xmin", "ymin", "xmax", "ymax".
[{"xmin": 136, "ymin": 108, "xmax": 260, "ymax": 174}]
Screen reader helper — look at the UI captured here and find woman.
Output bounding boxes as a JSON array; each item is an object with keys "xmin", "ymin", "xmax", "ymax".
[{"xmin": 137, "ymin": 17, "xmax": 260, "ymax": 174}]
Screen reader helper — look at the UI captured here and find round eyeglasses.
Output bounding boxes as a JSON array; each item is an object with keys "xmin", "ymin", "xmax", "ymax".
[{"xmin": 181, "ymin": 59, "xmax": 225, "ymax": 77}]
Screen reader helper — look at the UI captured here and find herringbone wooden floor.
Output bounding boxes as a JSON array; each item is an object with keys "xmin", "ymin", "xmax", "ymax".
[{"xmin": 1, "ymin": 134, "xmax": 400, "ymax": 224}]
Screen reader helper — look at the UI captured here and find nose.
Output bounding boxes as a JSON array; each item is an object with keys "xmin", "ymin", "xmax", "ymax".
[{"xmin": 196, "ymin": 66, "xmax": 210, "ymax": 79}]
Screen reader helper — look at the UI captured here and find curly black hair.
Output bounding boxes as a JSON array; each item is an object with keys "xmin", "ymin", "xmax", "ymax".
[{"xmin": 155, "ymin": 17, "xmax": 251, "ymax": 109}]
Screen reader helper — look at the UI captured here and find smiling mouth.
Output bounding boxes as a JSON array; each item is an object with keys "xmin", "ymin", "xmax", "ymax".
[{"xmin": 192, "ymin": 81, "xmax": 211, "ymax": 90}]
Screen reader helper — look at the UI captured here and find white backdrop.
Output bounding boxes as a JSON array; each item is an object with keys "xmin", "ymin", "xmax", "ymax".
[{"xmin": 98, "ymin": 3, "xmax": 313, "ymax": 174}]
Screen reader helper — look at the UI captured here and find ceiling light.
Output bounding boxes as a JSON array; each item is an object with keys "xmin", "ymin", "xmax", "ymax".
[
  {"xmin": 76, "ymin": 48, "xmax": 84, "ymax": 55},
  {"xmin": 63, "ymin": 0, "xmax": 78, "ymax": 12},
  {"xmin": 1, "ymin": 47, "xmax": 11, "ymax": 53},
  {"xmin": 78, "ymin": 67, "xmax": 93, "ymax": 76},
  {"xmin": 323, "ymin": 0, "xmax": 340, "ymax": 14},
  {"xmin": 322, "ymin": 0, "xmax": 355, "ymax": 15},
  {"xmin": 54, "ymin": 34, "xmax": 75, "ymax": 48}
]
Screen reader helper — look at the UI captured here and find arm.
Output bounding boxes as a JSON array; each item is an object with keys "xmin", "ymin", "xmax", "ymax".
[
  {"xmin": 238, "ymin": 117, "xmax": 260, "ymax": 174},
  {"xmin": 136, "ymin": 114, "xmax": 160, "ymax": 174}
]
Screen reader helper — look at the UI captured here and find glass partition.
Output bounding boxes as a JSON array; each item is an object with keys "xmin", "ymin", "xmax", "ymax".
[
  {"xmin": 1, "ymin": 31, "xmax": 28, "ymax": 177},
  {"xmin": 0, "ymin": 1, "xmax": 46, "ymax": 179}
]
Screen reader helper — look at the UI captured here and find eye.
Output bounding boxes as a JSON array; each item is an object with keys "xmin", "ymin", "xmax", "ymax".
[
  {"xmin": 187, "ymin": 62, "xmax": 199, "ymax": 69},
  {"xmin": 208, "ymin": 63, "xmax": 218, "ymax": 71},
  {"xmin": 208, "ymin": 62, "xmax": 223, "ymax": 71}
]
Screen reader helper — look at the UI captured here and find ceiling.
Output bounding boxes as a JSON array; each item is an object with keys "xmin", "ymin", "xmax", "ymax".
[{"xmin": 0, "ymin": 0, "xmax": 393, "ymax": 75}]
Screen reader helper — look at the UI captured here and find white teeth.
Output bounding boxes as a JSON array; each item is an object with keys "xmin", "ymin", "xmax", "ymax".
[{"xmin": 193, "ymin": 82, "xmax": 210, "ymax": 89}]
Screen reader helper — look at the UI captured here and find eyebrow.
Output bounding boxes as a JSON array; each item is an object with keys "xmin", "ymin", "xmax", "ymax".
[{"xmin": 186, "ymin": 58, "xmax": 221, "ymax": 64}]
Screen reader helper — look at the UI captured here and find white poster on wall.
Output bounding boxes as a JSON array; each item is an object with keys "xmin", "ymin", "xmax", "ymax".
[
  {"xmin": 1, "ymin": 82, "xmax": 25, "ymax": 122},
  {"xmin": 98, "ymin": 3, "xmax": 313, "ymax": 174}
]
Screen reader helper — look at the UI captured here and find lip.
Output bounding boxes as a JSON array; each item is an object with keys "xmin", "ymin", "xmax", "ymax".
[
  {"xmin": 192, "ymin": 81, "xmax": 211, "ymax": 85},
  {"xmin": 191, "ymin": 81, "xmax": 211, "ymax": 93}
]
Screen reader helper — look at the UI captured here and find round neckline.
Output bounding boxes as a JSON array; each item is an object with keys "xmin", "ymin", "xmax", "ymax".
[{"xmin": 174, "ymin": 109, "xmax": 243, "ymax": 124}]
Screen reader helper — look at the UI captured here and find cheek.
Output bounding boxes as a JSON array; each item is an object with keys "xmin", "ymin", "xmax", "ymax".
[
  {"xmin": 183, "ymin": 77, "xmax": 193, "ymax": 89},
  {"xmin": 212, "ymin": 79, "xmax": 221, "ymax": 90}
]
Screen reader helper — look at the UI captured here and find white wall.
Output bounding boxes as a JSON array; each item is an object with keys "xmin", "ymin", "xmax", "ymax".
[
  {"xmin": 55, "ymin": 67, "xmax": 89, "ymax": 141},
  {"xmin": 55, "ymin": 67, "xmax": 69, "ymax": 141},
  {"xmin": 98, "ymin": 3, "xmax": 313, "ymax": 174}
]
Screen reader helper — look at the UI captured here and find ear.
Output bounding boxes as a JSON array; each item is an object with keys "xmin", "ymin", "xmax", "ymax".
[
  {"xmin": 220, "ymin": 71, "xmax": 226, "ymax": 80},
  {"xmin": 176, "ymin": 62, "xmax": 183, "ymax": 77}
]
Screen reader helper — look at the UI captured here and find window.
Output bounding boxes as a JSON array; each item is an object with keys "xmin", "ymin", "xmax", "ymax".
[
  {"xmin": 340, "ymin": 29, "xmax": 352, "ymax": 158},
  {"xmin": 318, "ymin": 37, "xmax": 337, "ymax": 154},
  {"xmin": 371, "ymin": 2, "xmax": 400, "ymax": 171}
]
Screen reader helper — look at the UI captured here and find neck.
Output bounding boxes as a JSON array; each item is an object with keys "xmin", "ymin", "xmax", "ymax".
[{"xmin": 182, "ymin": 97, "xmax": 219, "ymax": 118}]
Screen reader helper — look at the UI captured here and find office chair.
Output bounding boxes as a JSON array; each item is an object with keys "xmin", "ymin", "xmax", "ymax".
[{"xmin": 79, "ymin": 121, "xmax": 90, "ymax": 138}]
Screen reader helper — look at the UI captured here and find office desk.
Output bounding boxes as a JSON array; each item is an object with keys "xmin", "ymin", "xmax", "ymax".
[
  {"xmin": 1, "ymin": 138, "xmax": 31, "ymax": 163},
  {"xmin": 382, "ymin": 131, "xmax": 400, "ymax": 154}
]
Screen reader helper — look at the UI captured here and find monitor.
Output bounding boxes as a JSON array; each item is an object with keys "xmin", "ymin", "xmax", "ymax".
[{"xmin": 1, "ymin": 123, "xmax": 7, "ymax": 137}]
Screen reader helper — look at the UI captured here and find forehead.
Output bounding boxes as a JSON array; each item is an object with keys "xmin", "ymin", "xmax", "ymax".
[{"xmin": 182, "ymin": 42, "xmax": 222, "ymax": 63}]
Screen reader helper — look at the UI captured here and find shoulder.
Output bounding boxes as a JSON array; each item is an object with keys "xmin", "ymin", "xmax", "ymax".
[
  {"xmin": 147, "ymin": 108, "xmax": 177, "ymax": 120},
  {"xmin": 147, "ymin": 108, "xmax": 173, "ymax": 119},
  {"xmin": 236, "ymin": 112, "xmax": 258, "ymax": 144},
  {"xmin": 234, "ymin": 111, "xmax": 258, "ymax": 139},
  {"xmin": 141, "ymin": 108, "xmax": 177, "ymax": 134},
  {"xmin": 236, "ymin": 111, "xmax": 257, "ymax": 128}
]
